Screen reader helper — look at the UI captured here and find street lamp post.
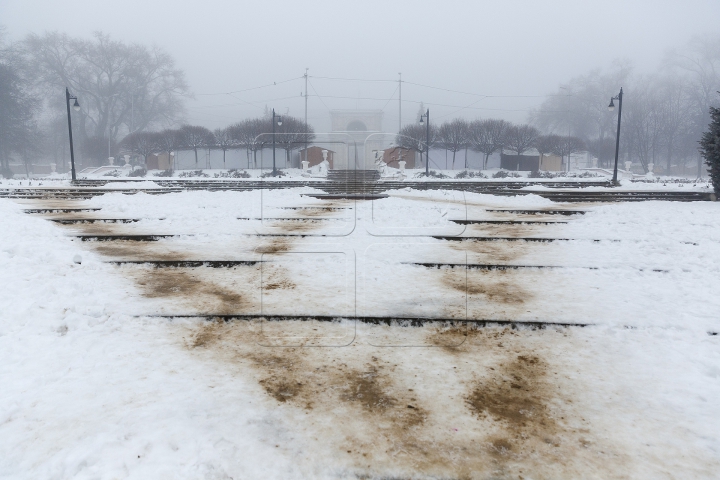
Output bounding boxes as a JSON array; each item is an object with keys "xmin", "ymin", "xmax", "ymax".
[
  {"xmin": 271, "ymin": 108, "xmax": 283, "ymax": 176},
  {"xmin": 608, "ymin": 87, "xmax": 623, "ymax": 185},
  {"xmin": 419, "ymin": 108, "xmax": 430, "ymax": 175},
  {"xmin": 65, "ymin": 87, "xmax": 81, "ymax": 182}
]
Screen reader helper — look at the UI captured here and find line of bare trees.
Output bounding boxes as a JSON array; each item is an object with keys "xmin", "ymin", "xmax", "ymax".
[
  {"xmin": 120, "ymin": 116, "xmax": 314, "ymax": 170},
  {"xmin": 531, "ymin": 35, "xmax": 720, "ymax": 175},
  {"xmin": 1, "ymin": 30, "xmax": 189, "ymax": 174},
  {"xmin": 397, "ymin": 118, "xmax": 585, "ymax": 171}
]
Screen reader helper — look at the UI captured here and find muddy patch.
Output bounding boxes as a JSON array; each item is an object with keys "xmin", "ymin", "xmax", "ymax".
[
  {"xmin": 55, "ymin": 220, "xmax": 129, "ymax": 236},
  {"xmin": 441, "ymin": 269, "xmax": 529, "ymax": 305},
  {"xmin": 450, "ymin": 240, "xmax": 529, "ymax": 263},
  {"xmin": 136, "ymin": 269, "xmax": 247, "ymax": 314},
  {"xmin": 92, "ymin": 242, "xmax": 190, "ymax": 261},
  {"xmin": 263, "ymin": 278, "xmax": 296, "ymax": 290},
  {"xmin": 467, "ymin": 354, "xmax": 552, "ymax": 428},
  {"xmin": 181, "ymin": 321, "xmax": 628, "ymax": 479},
  {"xmin": 425, "ymin": 323, "xmax": 474, "ymax": 351},
  {"xmin": 256, "ymin": 238, "xmax": 292, "ymax": 254}
]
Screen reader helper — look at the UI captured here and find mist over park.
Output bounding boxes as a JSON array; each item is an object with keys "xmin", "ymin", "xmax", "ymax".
[{"xmin": 2, "ymin": 2, "xmax": 720, "ymax": 479}]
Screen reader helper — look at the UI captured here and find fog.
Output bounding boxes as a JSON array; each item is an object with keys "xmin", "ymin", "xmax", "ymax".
[{"xmin": 3, "ymin": 0, "xmax": 720, "ymax": 132}]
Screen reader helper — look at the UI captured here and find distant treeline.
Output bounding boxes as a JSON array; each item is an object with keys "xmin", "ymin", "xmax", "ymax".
[{"xmin": 1, "ymin": 30, "xmax": 719, "ymax": 177}]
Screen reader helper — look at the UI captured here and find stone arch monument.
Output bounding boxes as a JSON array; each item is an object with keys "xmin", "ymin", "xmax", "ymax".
[{"xmin": 329, "ymin": 110, "xmax": 384, "ymax": 169}]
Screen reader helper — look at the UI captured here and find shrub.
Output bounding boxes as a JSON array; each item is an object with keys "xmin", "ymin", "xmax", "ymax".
[
  {"xmin": 178, "ymin": 170, "xmax": 209, "ymax": 178},
  {"xmin": 214, "ymin": 169, "xmax": 251, "ymax": 178},
  {"xmin": 128, "ymin": 167, "xmax": 147, "ymax": 178},
  {"xmin": 414, "ymin": 170, "xmax": 449, "ymax": 179},
  {"xmin": 455, "ymin": 170, "xmax": 487, "ymax": 179},
  {"xmin": 152, "ymin": 169, "xmax": 173, "ymax": 177},
  {"xmin": 103, "ymin": 169, "xmax": 122, "ymax": 177},
  {"xmin": 261, "ymin": 170, "xmax": 287, "ymax": 178}
]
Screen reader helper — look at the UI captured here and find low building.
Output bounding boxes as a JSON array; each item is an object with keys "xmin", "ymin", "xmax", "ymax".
[
  {"xmin": 500, "ymin": 154, "xmax": 540, "ymax": 172},
  {"xmin": 146, "ymin": 152, "xmax": 173, "ymax": 170},
  {"xmin": 299, "ymin": 146, "xmax": 335, "ymax": 169},
  {"xmin": 539, "ymin": 155, "xmax": 563, "ymax": 171},
  {"xmin": 381, "ymin": 147, "xmax": 416, "ymax": 169}
]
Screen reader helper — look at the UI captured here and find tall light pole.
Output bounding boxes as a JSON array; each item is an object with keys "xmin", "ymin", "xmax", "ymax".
[
  {"xmin": 608, "ymin": 87, "xmax": 623, "ymax": 185},
  {"xmin": 65, "ymin": 87, "xmax": 81, "ymax": 182},
  {"xmin": 419, "ymin": 108, "xmax": 430, "ymax": 175},
  {"xmin": 271, "ymin": 108, "xmax": 283, "ymax": 176}
]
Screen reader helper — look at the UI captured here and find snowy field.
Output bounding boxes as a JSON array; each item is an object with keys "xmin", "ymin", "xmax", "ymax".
[{"xmin": 1, "ymin": 187, "xmax": 719, "ymax": 479}]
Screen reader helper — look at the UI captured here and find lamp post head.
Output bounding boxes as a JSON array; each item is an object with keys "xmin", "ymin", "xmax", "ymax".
[
  {"xmin": 608, "ymin": 98, "xmax": 615, "ymax": 112},
  {"xmin": 419, "ymin": 116, "xmax": 425, "ymax": 126},
  {"xmin": 277, "ymin": 117, "xmax": 283, "ymax": 126},
  {"xmin": 73, "ymin": 99, "xmax": 80, "ymax": 111}
]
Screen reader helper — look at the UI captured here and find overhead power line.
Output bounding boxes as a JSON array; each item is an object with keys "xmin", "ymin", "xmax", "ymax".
[{"xmin": 190, "ymin": 76, "xmax": 304, "ymax": 96}]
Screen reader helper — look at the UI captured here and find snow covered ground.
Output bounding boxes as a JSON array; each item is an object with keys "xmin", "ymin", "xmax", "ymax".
[{"xmin": 1, "ymin": 187, "xmax": 719, "ymax": 479}]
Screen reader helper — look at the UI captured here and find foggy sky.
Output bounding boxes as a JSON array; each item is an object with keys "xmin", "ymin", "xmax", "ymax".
[{"xmin": 3, "ymin": 0, "xmax": 720, "ymax": 132}]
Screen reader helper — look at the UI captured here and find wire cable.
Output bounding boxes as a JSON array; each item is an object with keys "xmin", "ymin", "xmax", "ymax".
[{"xmin": 189, "ymin": 76, "xmax": 304, "ymax": 96}]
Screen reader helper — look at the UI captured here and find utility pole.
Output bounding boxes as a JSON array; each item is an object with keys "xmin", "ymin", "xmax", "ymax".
[
  {"xmin": 304, "ymin": 68, "xmax": 308, "ymax": 129},
  {"xmin": 304, "ymin": 68, "xmax": 309, "ymax": 165},
  {"xmin": 419, "ymin": 109, "xmax": 430, "ymax": 175},
  {"xmin": 398, "ymin": 72, "xmax": 402, "ymax": 133}
]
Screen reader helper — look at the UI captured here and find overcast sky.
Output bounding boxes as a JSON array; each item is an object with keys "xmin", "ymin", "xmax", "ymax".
[{"xmin": 3, "ymin": 0, "xmax": 720, "ymax": 131}]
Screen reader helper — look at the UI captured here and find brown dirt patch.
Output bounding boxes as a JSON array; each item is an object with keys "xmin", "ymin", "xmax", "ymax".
[
  {"xmin": 468, "ymin": 354, "xmax": 551, "ymax": 427},
  {"xmin": 425, "ymin": 323, "xmax": 473, "ymax": 350},
  {"xmin": 256, "ymin": 238, "xmax": 291, "ymax": 254},
  {"xmin": 263, "ymin": 279, "xmax": 296, "ymax": 290},
  {"xmin": 449, "ymin": 240, "xmax": 528, "ymax": 263},
  {"xmin": 92, "ymin": 242, "xmax": 190, "ymax": 261},
  {"xmin": 190, "ymin": 318, "xmax": 228, "ymax": 347},
  {"xmin": 340, "ymin": 367, "xmax": 396, "ymax": 411},
  {"xmin": 137, "ymin": 269, "xmax": 247, "ymax": 314},
  {"xmin": 441, "ymin": 269, "xmax": 529, "ymax": 305},
  {"xmin": 180, "ymin": 321, "xmax": 629, "ymax": 479}
]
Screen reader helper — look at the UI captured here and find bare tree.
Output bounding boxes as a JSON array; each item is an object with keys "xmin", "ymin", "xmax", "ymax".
[
  {"xmin": 276, "ymin": 116, "xmax": 315, "ymax": 167},
  {"xmin": 586, "ymin": 137, "xmax": 616, "ymax": 169},
  {"xmin": 665, "ymin": 36, "xmax": 720, "ymax": 137},
  {"xmin": 228, "ymin": 118, "xmax": 270, "ymax": 168},
  {"xmin": 397, "ymin": 123, "xmax": 438, "ymax": 169},
  {"xmin": 535, "ymin": 134, "xmax": 561, "ymax": 157},
  {"xmin": 213, "ymin": 127, "xmax": 236, "ymax": 167},
  {"xmin": 119, "ymin": 131, "xmax": 157, "ymax": 166},
  {"xmin": 468, "ymin": 119, "xmax": 512, "ymax": 169},
  {"xmin": 155, "ymin": 129, "xmax": 181, "ymax": 173},
  {"xmin": 22, "ymin": 31, "xmax": 188, "ymax": 149},
  {"xmin": 530, "ymin": 61, "xmax": 632, "ymax": 141},
  {"xmin": 504, "ymin": 124, "xmax": 540, "ymax": 157},
  {"xmin": 179, "ymin": 125, "xmax": 214, "ymax": 166},
  {"xmin": 554, "ymin": 136, "xmax": 586, "ymax": 172},
  {"xmin": 397, "ymin": 123, "xmax": 437, "ymax": 152},
  {"xmin": 437, "ymin": 119, "xmax": 469, "ymax": 169}
]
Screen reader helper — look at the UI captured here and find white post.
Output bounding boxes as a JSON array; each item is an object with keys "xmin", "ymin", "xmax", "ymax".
[
  {"xmin": 647, "ymin": 163, "xmax": 654, "ymax": 176},
  {"xmin": 624, "ymin": 161, "xmax": 632, "ymax": 172},
  {"xmin": 398, "ymin": 160, "xmax": 406, "ymax": 172},
  {"xmin": 301, "ymin": 161, "xmax": 309, "ymax": 171},
  {"xmin": 108, "ymin": 156, "xmax": 114, "ymax": 166},
  {"xmin": 124, "ymin": 155, "xmax": 130, "ymax": 165}
]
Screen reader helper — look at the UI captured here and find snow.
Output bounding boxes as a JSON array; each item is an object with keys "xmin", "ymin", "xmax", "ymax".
[{"xmin": 1, "ymin": 187, "xmax": 719, "ymax": 478}]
